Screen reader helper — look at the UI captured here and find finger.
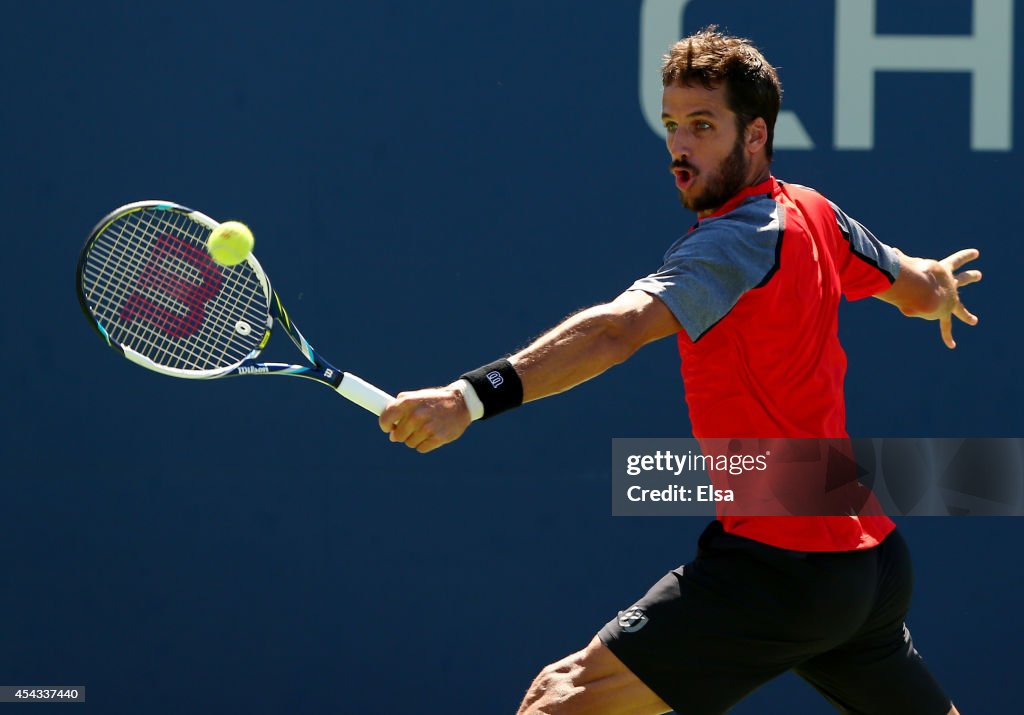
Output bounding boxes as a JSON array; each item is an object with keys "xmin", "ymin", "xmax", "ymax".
[
  {"xmin": 390, "ymin": 409, "xmax": 424, "ymax": 443},
  {"xmin": 943, "ymin": 248, "xmax": 980, "ymax": 271},
  {"xmin": 392, "ymin": 422, "xmax": 420, "ymax": 443},
  {"xmin": 378, "ymin": 401, "xmax": 406, "ymax": 433},
  {"xmin": 953, "ymin": 302, "xmax": 979, "ymax": 326},
  {"xmin": 403, "ymin": 428, "xmax": 435, "ymax": 451},
  {"xmin": 940, "ymin": 316, "xmax": 955, "ymax": 349},
  {"xmin": 415, "ymin": 436, "xmax": 446, "ymax": 454},
  {"xmin": 955, "ymin": 269, "xmax": 982, "ymax": 288}
]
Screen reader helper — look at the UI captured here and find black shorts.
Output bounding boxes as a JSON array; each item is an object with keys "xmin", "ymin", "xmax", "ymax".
[{"xmin": 598, "ymin": 522, "xmax": 951, "ymax": 715}]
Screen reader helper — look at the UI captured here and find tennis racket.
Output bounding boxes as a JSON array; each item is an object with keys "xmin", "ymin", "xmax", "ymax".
[{"xmin": 76, "ymin": 200, "xmax": 393, "ymax": 415}]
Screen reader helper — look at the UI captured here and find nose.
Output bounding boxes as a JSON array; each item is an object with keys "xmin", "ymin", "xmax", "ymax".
[{"xmin": 668, "ymin": 129, "xmax": 690, "ymax": 162}]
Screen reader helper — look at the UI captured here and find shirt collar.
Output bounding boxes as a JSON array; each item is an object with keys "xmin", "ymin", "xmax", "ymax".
[{"xmin": 698, "ymin": 176, "xmax": 779, "ymax": 222}]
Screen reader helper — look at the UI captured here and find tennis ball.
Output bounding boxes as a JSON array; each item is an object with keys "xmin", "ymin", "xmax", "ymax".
[{"xmin": 207, "ymin": 221, "xmax": 254, "ymax": 266}]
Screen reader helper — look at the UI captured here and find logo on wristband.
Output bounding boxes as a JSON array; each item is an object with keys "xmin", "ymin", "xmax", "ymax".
[{"xmin": 485, "ymin": 370, "xmax": 504, "ymax": 388}]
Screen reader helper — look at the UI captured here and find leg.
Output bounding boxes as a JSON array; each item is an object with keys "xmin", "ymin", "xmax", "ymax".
[
  {"xmin": 796, "ymin": 530, "xmax": 956, "ymax": 715},
  {"xmin": 516, "ymin": 636, "xmax": 670, "ymax": 715},
  {"xmin": 797, "ymin": 626, "xmax": 956, "ymax": 715},
  {"xmin": 519, "ymin": 521, "xmax": 853, "ymax": 715}
]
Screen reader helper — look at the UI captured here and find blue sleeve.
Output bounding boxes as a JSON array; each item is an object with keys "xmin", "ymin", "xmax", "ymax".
[
  {"xmin": 628, "ymin": 201, "xmax": 784, "ymax": 341},
  {"xmin": 828, "ymin": 201, "xmax": 900, "ymax": 296}
]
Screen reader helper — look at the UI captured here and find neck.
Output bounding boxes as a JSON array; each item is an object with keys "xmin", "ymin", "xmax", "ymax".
[
  {"xmin": 696, "ymin": 161, "xmax": 772, "ymax": 218},
  {"xmin": 747, "ymin": 159, "xmax": 772, "ymax": 186}
]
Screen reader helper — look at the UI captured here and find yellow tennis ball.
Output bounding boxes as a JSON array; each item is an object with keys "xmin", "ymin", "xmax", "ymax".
[{"xmin": 207, "ymin": 221, "xmax": 254, "ymax": 266}]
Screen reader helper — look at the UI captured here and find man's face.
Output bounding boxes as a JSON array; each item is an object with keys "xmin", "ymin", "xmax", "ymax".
[{"xmin": 661, "ymin": 82, "xmax": 751, "ymax": 215}]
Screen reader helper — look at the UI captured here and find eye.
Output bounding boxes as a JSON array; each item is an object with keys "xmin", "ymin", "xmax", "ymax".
[
  {"xmin": 664, "ymin": 121, "xmax": 678, "ymax": 133},
  {"xmin": 694, "ymin": 120, "xmax": 713, "ymax": 132}
]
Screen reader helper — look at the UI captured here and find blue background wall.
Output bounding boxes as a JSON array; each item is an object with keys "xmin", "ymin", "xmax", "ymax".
[{"xmin": 2, "ymin": 1, "xmax": 1020, "ymax": 712}]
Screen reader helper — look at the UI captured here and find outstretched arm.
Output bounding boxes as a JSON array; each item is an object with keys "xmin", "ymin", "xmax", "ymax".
[
  {"xmin": 378, "ymin": 290, "xmax": 682, "ymax": 452},
  {"xmin": 875, "ymin": 248, "xmax": 982, "ymax": 349}
]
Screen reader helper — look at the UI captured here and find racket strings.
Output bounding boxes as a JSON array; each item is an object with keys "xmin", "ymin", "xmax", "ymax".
[
  {"xmin": 84, "ymin": 212, "xmax": 219, "ymax": 365},
  {"xmin": 120, "ymin": 209, "xmax": 264, "ymax": 370},
  {"xmin": 81, "ymin": 207, "xmax": 268, "ymax": 372},
  {"xmin": 125, "ymin": 209, "xmax": 256, "ymax": 370},
  {"xmin": 85, "ymin": 212, "xmax": 233, "ymax": 368}
]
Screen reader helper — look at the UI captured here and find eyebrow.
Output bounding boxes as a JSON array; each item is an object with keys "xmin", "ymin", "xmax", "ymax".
[
  {"xmin": 659, "ymin": 108, "xmax": 716, "ymax": 122},
  {"xmin": 661, "ymin": 109, "xmax": 718, "ymax": 121}
]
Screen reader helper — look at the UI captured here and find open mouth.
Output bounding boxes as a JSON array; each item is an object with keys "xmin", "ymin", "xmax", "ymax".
[{"xmin": 674, "ymin": 168, "xmax": 696, "ymax": 191}]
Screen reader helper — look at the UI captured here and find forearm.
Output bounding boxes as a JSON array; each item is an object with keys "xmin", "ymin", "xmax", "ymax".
[
  {"xmin": 508, "ymin": 304, "xmax": 637, "ymax": 403},
  {"xmin": 380, "ymin": 291, "xmax": 680, "ymax": 451}
]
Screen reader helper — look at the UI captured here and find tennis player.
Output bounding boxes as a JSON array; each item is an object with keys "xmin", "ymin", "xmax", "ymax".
[{"xmin": 379, "ymin": 28, "xmax": 979, "ymax": 715}]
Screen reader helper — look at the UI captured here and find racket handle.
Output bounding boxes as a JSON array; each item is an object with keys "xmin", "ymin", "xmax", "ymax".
[{"xmin": 336, "ymin": 372, "xmax": 393, "ymax": 415}]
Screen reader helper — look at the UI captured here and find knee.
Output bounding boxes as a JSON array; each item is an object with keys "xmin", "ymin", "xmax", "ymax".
[
  {"xmin": 516, "ymin": 637, "xmax": 665, "ymax": 715},
  {"xmin": 518, "ymin": 659, "xmax": 585, "ymax": 714}
]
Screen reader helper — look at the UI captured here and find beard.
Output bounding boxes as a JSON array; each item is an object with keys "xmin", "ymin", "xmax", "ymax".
[{"xmin": 678, "ymin": 135, "xmax": 749, "ymax": 213}]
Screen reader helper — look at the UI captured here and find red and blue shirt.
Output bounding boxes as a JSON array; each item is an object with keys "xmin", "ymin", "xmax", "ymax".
[{"xmin": 631, "ymin": 177, "xmax": 897, "ymax": 551}]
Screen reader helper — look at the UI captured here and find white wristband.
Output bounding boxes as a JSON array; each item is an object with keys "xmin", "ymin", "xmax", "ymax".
[{"xmin": 453, "ymin": 378, "xmax": 485, "ymax": 421}]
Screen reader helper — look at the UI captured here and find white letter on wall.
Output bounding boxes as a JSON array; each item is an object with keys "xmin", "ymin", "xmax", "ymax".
[{"xmin": 835, "ymin": 0, "xmax": 1013, "ymax": 151}]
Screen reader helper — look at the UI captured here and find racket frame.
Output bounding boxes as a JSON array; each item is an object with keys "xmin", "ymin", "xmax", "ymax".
[{"xmin": 77, "ymin": 200, "xmax": 392, "ymax": 414}]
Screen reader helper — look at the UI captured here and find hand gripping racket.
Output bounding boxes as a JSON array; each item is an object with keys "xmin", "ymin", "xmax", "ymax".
[{"xmin": 76, "ymin": 200, "xmax": 393, "ymax": 415}]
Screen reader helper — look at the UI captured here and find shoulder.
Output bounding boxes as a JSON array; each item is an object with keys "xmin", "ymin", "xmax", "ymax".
[
  {"xmin": 776, "ymin": 181, "xmax": 844, "ymax": 225},
  {"xmin": 668, "ymin": 195, "xmax": 783, "ymax": 265}
]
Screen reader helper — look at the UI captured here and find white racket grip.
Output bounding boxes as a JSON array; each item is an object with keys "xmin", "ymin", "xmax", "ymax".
[{"xmin": 336, "ymin": 372, "xmax": 394, "ymax": 415}]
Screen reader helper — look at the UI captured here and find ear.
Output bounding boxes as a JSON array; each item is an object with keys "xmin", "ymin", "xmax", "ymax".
[{"xmin": 745, "ymin": 117, "xmax": 769, "ymax": 155}]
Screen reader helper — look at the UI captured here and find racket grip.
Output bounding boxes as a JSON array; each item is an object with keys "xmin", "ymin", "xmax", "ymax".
[{"xmin": 336, "ymin": 372, "xmax": 394, "ymax": 415}]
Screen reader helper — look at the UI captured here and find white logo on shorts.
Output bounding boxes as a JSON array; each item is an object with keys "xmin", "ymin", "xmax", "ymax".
[{"xmin": 617, "ymin": 606, "xmax": 649, "ymax": 633}]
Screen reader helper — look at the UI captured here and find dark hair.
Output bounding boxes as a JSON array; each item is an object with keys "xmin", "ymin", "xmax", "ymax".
[{"xmin": 662, "ymin": 27, "xmax": 782, "ymax": 157}]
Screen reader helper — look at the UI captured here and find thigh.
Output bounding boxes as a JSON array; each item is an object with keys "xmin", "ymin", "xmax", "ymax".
[
  {"xmin": 597, "ymin": 568, "xmax": 792, "ymax": 715},
  {"xmin": 597, "ymin": 523, "xmax": 882, "ymax": 715},
  {"xmin": 795, "ymin": 624, "xmax": 951, "ymax": 715},
  {"xmin": 795, "ymin": 530, "xmax": 952, "ymax": 715}
]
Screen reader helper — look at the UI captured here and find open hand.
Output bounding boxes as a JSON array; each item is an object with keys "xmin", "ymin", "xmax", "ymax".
[{"xmin": 931, "ymin": 249, "xmax": 982, "ymax": 349}]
